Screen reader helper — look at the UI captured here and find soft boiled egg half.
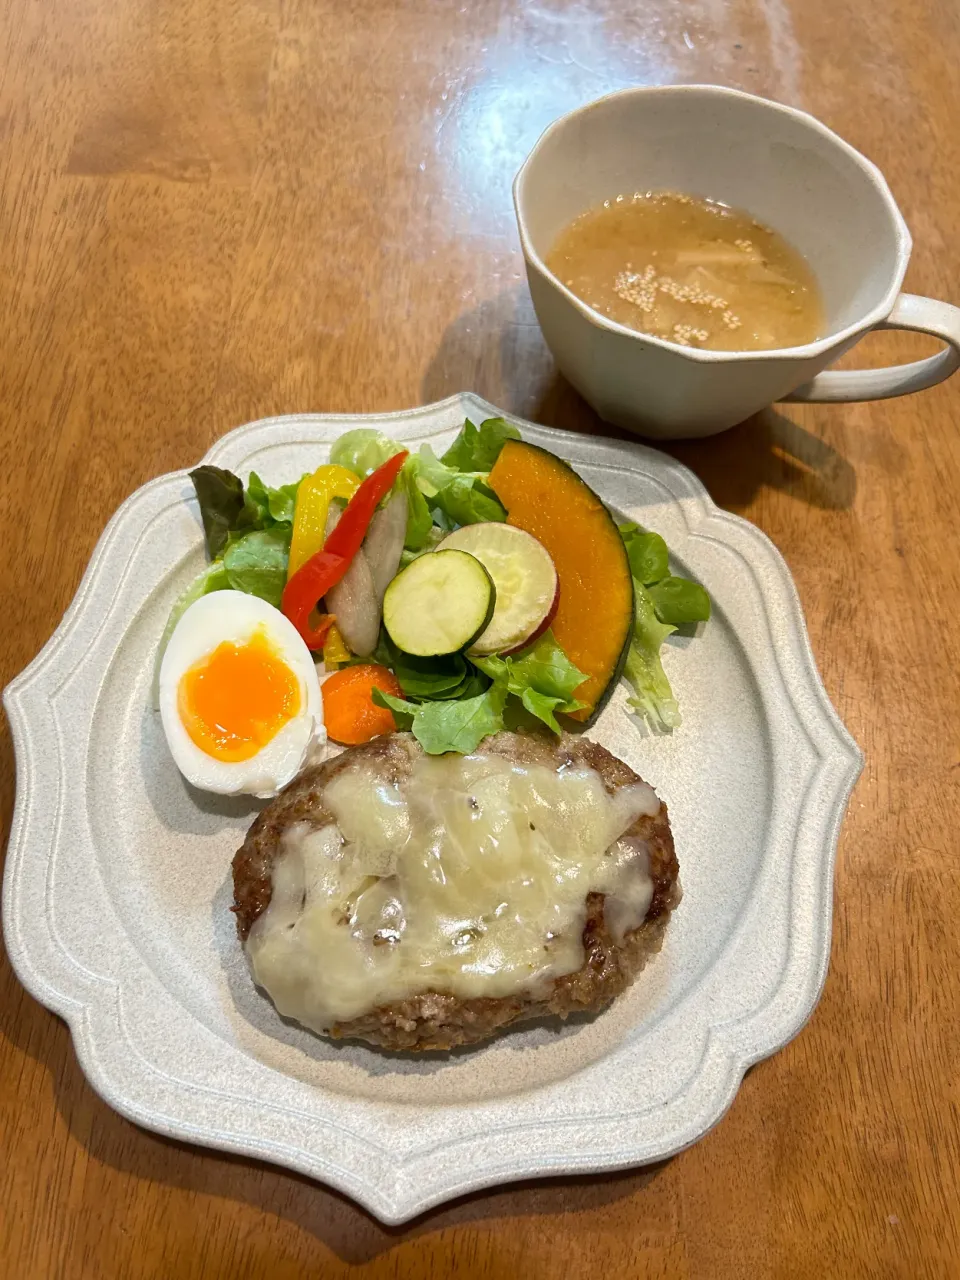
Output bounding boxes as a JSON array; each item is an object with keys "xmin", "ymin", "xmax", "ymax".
[{"xmin": 159, "ymin": 590, "xmax": 325, "ymax": 797}]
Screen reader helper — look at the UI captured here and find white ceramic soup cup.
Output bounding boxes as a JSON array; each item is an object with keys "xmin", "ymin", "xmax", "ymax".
[{"xmin": 514, "ymin": 85, "xmax": 960, "ymax": 439}]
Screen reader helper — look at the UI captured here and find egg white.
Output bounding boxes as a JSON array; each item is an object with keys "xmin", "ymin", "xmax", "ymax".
[{"xmin": 159, "ymin": 590, "xmax": 325, "ymax": 797}]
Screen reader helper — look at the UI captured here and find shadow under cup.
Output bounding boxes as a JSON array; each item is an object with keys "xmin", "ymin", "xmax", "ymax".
[{"xmin": 514, "ymin": 86, "xmax": 911, "ymax": 438}]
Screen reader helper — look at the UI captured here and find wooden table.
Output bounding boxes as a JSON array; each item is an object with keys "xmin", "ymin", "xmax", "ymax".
[{"xmin": 2, "ymin": 0, "xmax": 958, "ymax": 1275}]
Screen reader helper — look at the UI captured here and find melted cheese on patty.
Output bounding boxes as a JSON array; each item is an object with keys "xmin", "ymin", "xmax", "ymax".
[{"xmin": 246, "ymin": 750, "xmax": 659, "ymax": 1027}]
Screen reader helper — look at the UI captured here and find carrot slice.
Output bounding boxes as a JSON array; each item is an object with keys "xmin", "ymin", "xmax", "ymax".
[{"xmin": 321, "ymin": 664, "xmax": 403, "ymax": 745}]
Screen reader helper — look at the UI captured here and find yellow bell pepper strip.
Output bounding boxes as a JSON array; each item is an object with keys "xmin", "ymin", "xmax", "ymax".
[
  {"xmin": 322, "ymin": 623, "xmax": 351, "ymax": 668},
  {"xmin": 287, "ymin": 464, "xmax": 360, "ymax": 580}
]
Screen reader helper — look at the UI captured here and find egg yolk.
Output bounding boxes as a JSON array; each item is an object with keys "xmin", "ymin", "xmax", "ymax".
[{"xmin": 178, "ymin": 628, "xmax": 302, "ymax": 762}]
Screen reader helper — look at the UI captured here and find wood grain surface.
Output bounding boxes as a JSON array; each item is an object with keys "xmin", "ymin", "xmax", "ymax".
[{"xmin": 2, "ymin": 0, "xmax": 959, "ymax": 1276}]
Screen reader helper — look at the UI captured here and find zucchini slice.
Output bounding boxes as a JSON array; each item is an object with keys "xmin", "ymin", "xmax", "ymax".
[{"xmin": 382, "ymin": 550, "xmax": 495, "ymax": 657}]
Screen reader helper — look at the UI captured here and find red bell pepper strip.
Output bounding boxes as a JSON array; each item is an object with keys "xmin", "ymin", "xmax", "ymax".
[
  {"xmin": 281, "ymin": 450, "xmax": 408, "ymax": 649},
  {"xmin": 323, "ymin": 450, "xmax": 408, "ymax": 558},
  {"xmin": 280, "ymin": 550, "xmax": 344, "ymax": 650}
]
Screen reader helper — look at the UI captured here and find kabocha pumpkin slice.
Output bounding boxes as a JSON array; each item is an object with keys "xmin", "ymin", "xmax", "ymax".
[{"xmin": 488, "ymin": 439, "xmax": 634, "ymax": 724}]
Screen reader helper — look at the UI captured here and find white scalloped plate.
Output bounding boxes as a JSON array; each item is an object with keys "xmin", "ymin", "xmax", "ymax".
[{"xmin": 3, "ymin": 394, "xmax": 861, "ymax": 1223}]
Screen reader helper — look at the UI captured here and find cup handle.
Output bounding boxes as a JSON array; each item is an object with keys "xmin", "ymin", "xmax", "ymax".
[{"xmin": 781, "ymin": 293, "xmax": 960, "ymax": 403}]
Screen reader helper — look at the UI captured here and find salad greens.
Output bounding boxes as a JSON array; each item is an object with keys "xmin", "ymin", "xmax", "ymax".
[
  {"xmin": 647, "ymin": 575, "xmax": 712, "ymax": 626},
  {"xmin": 618, "ymin": 522, "xmax": 711, "ymax": 732},
  {"xmin": 624, "ymin": 584, "xmax": 681, "ymax": 733},
  {"xmin": 368, "ymin": 629, "xmax": 588, "ymax": 752},
  {"xmin": 392, "ymin": 651, "xmax": 470, "ymax": 699},
  {"xmin": 373, "ymin": 680, "xmax": 509, "ymax": 756},
  {"xmin": 190, "ymin": 465, "xmax": 305, "ymax": 561},
  {"xmin": 371, "ymin": 631, "xmax": 487, "ymax": 701},
  {"xmin": 189, "ymin": 466, "xmax": 245, "ymax": 559},
  {"xmin": 221, "ymin": 526, "xmax": 290, "ymax": 608},
  {"xmin": 243, "ymin": 472, "xmax": 301, "ymax": 526},
  {"xmin": 328, "ymin": 429, "xmax": 401, "ymax": 479},
  {"xmin": 413, "ymin": 425, "xmax": 519, "ymax": 527},
  {"xmin": 429, "ymin": 473, "xmax": 506, "ymax": 527},
  {"xmin": 171, "ymin": 417, "xmax": 711, "ymax": 753},
  {"xmin": 188, "ymin": 463, "xmax": 304, "ymax": 605},
  {"xmin": 622, "ymin": 525, "xmax": 669, "ymax": 586},
  {"xmin": 440, "ymin": 416, "xmax": 520, "ymax": 471},
  {"xmin": 413, "ymin": 444, "xmax": 461, "ymax": 494},
  {"xmin": 619, "ymin": 522, "xmax": 710, "ymax": 628},
  {"xmin": 400, "ymin": 460, "xmax": 433, "ymax": 550},
  {"xmin": 472, "ymin": 632, "xmax": 587, "ymax": 734}
]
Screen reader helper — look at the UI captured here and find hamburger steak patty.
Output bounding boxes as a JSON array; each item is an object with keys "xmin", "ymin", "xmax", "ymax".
[{"xmin": 232, "ymin": 731, "xmax": 680, "ymax": 1051}]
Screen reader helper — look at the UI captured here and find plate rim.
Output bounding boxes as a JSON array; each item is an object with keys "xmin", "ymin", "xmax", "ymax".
[{"xmin": 2, "ymin": 392, "xmax": 863, "ymax": 1222}]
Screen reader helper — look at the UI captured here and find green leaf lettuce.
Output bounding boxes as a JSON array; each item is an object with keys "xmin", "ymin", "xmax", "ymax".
[
  {"xmin": 647, "ymin": 575, "xmax": 711, "ymax": 626},
  {"xmin": 329, "ymin": 428, "xmax": 405, "ymax": 479},
  {"xmin": 222, "ymin": 527, "xmax": 291, "ymax": 608},
  {"xmin": 440, "ymin": 417, "xmax": 521, "ymax": 471},
  {"xmin": 472, "ymin": 631, "xmax": 587, "ymax": 734},
  {"xmin": 622, "ymin": 581, "xmax": 681, "ymax": 732},
  {"xmin": 373, "ymin": 679, "xmax": 508, "ymax": 754}
]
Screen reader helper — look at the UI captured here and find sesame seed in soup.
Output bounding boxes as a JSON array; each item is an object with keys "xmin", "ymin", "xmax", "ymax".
[{"xmin": 545, "ymin": 191, "xmax": 824, "ymax": 352}]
